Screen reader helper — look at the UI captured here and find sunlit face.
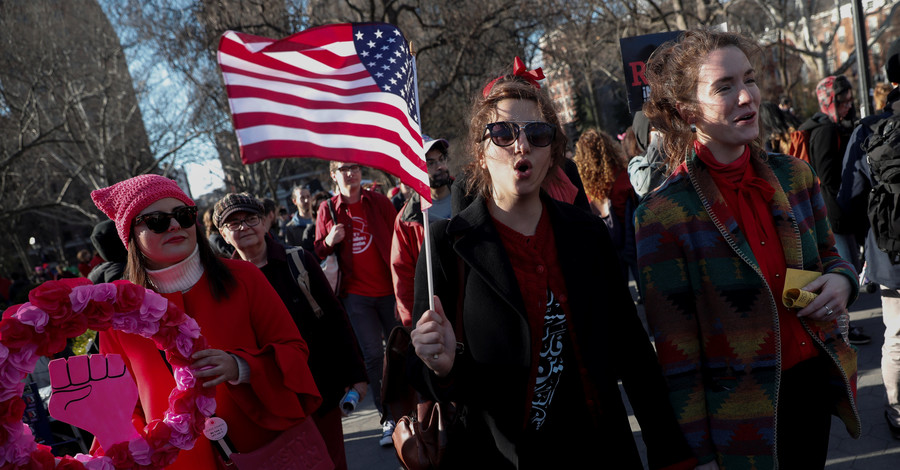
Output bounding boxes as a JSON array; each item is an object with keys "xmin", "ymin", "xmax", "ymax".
[
  {"xmin": 133, "ymin": 198, "xmax": 197, "ymax": 270},
  {"xmin": 219, "ymin": 210, "xmax": 266, "ymax": 254},
  {"xmin": 481, "ymin": 99, "xmax": 552, "ymax": 206},
  {"xmin": 331, "ymin": 162, "xmax": 361, "ymax": 196},
  {"xmin": 689, "ymin": 46, "xmax": 761, "ymax": 157}
]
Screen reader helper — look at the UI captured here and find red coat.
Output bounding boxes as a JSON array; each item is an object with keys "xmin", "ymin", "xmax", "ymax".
[{"xmin": 100, "ymin": 259, "xmax": 320, "ymax": 469}]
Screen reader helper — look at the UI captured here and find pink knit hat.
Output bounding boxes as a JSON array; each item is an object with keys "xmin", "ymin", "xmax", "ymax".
[{"xmin": 91, "ymin": 174, "xmax": 195, "ymax": 247}]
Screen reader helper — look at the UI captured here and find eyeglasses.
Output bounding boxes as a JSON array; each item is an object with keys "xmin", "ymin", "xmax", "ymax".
[
  {"xmin": 426, "ymin": 154, "xmax": 449, "ymax": 169},
  {"xmin": 222, "ymin": 214, "xmax": 261, "ymax": 231},
  {"xmin": 484, "ymin": 121, "xmax": 555, "ymax": 148},
  {"xmin": 133, "ymin": 206, "xmax": 198, "ymax": 234},
  {"xmin": 335, "ymin": 164, "xmax": 360, "ymax": 173}
]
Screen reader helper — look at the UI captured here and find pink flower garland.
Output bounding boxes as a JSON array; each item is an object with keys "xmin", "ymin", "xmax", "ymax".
[{"xmin": 0, "ymin": 278, "xmax": 216, "ymax": 469}]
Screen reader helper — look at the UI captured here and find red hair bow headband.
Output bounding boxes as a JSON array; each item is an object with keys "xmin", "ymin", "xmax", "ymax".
[{"xmin": 482, "ymin": 56, "xmax": 545, "ymax": 97}]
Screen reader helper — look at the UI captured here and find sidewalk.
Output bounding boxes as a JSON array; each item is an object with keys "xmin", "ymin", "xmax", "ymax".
[
  {"xmin": 341, "ymin": 288, "xmax": 899, "ymax": 469},
  {"xmin": 824, "ymin": 289, "xmax": 899, "ymax": 468},
  {"xmin": 341, "ymin": 396, "xmax": 401, "ymax": 470}
]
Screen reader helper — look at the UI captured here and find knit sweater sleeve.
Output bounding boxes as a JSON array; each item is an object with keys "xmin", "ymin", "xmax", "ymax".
[
  {"xmin": 808, "ymin": 123, "xmax": 848, "ymax": 230},
  {"xmin": 635, "ymin": 200, "xmax": 714, "ymax": 464}
]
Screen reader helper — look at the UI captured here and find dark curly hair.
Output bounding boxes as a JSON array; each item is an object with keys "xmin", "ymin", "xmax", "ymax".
[
  {"xmin": 464, "ymin": 75, "xmax": 568, "ymax": 200},
  {"xmin": 573, "ymin": 129, "xmax": 626, "ymax": 201},
  {"xmin": 643, "ymin": 29, "xmax": 763, "ymax": 167}
]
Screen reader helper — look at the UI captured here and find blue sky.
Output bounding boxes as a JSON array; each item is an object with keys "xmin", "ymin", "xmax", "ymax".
[
  {"xmin": 102, "ymin": 1, "xmax": 225, "ymax": 196},
  {"xmin": 186, "ymin": 159, "xmax": 225, "ymax": 197}
]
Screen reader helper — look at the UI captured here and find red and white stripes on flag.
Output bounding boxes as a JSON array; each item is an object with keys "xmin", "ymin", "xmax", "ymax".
[{"xmin": 217, "ymin": 23, "xmax": 430, "ymax": 204}]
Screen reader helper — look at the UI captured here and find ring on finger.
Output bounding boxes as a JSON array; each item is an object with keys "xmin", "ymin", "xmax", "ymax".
[
  {"xmin": 432, "ymin": 354, "xmax": 439, "ymax": 360},
  {"xmin": 824, "ymin": 305, "xmax": 834, "ymax": 316}
]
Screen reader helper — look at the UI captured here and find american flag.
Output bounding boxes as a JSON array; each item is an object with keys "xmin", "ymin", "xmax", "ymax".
[{"xmin": 217, "ymin": 23, "xmax": 430, "ymax": 203}]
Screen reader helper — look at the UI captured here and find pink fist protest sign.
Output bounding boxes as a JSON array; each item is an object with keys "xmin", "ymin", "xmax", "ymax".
[
  {"xmin": 0, "ymin": 278, "xmax": 214, "ymax": 468},
  {"xmin": 48, "ymin": 354, "xmax": 140, "ymax": 449}
]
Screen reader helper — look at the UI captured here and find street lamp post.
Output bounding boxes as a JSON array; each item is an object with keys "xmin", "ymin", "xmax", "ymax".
[{"xmin": 851, "ymin": 0, "xmax": 874, "ymax": 118}]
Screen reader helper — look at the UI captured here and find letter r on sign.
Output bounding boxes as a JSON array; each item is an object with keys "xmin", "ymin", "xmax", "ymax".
[{"xmin": 629, "ymin": 61, "xmax": 647, "ymax": 86}]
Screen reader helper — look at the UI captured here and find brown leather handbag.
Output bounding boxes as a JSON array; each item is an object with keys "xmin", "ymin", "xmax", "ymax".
[
  {"xmin": 393, "ymin": 400, "xmax": 456, "ymax": 470},
  {"xmin": 389, "ymin": 257, "xmax": 466, "ymax": 470}
]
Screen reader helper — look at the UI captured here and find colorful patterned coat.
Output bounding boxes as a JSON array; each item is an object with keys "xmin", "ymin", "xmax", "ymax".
[{"xmin": 635, "ymin": 149, "xmax": 861, "ymax": 468}]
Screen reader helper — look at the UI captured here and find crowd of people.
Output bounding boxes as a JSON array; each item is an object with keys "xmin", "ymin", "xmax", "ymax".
[{"xmin": 11, "ymin": 28, "xmax": 900, "ymax": 469}]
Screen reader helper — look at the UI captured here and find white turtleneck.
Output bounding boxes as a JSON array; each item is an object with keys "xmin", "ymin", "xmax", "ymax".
[
  {"xmin": 146, "ymin": 245, "xmax": 203, "ymax": 293},
  {"xmin": 144, "ymin": 244, "xmax": 248, "ymax": 383}
]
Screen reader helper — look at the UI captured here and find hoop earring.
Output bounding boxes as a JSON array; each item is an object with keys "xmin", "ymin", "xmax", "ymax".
[{"xmin": 690, "ymin": 123, "xmax": 697, "ymax": 133}]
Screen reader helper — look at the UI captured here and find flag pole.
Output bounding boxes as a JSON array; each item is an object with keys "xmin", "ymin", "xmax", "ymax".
[{"xmin": 410, "ymin": 42, "xmax": 436, "ymax": 314}]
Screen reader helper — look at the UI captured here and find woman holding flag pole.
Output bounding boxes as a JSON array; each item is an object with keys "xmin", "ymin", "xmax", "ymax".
[{"xmin": 408, "ymin": 58, "xmax": 697, "ymax": 468}]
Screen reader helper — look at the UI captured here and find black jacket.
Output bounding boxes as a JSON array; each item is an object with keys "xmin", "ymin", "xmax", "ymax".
[
  {"xmin": 411, "ymin": 194, "xmax": 693, "ymax": 469},
  {"xmin": 257, "ymin": 238, "xmax": 368, "ymax": 412},
  {"xmin": 839, "ymin": 87, "xmax": 900, "ymax": 288},
  {"xmin": 800, "ymin": 112, "xmax": 857, "ymax": 233},
  {"xmin": 87, "ymin": 262, "xmax": 125, "ymax": 284}
]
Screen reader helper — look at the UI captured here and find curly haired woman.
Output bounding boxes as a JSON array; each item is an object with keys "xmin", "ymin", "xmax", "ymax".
[{"xmin": 573, "ymin": 128, "xmax": 639, "ymax": 292}]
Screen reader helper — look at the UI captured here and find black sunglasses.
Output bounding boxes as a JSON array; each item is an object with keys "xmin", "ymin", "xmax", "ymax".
[
  {"xmin": 484, "ymin": 121, "xmax": 556, "ymax": 148},
  {"xmin": 133, "ymin": 206, "xmax": 198, "ymax": 234}
]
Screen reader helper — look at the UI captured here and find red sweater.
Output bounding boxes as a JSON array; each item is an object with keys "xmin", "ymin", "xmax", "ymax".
[
  {"xmin": 492, "ymin": 209, "xmax": 574, "ymax": 421},
  {"xmin": 100, "ymin": 259, "xmax": 320, "ymax": 469}
]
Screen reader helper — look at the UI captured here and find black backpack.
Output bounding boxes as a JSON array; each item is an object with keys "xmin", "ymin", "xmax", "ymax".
[{"xmin": 864, "ymin": 100, "xmax": 900, "ymax": 264}]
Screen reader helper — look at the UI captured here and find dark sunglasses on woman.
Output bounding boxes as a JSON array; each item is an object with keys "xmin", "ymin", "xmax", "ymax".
[
  {"xmin": 484, "ymin": 121, "xmax": 555, "ymax": 148},
  {"xmin": 133, "ymin": 206, "xmax": 199, "ymax": 233}
]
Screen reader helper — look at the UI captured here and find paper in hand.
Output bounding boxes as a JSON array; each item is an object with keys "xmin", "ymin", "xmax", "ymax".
[{"xmin": 781, "ymin": 268, "xmax": 822, "ymax": 308}]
